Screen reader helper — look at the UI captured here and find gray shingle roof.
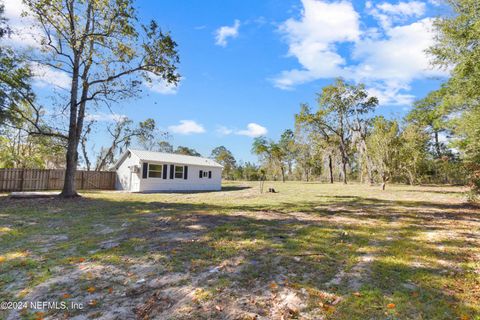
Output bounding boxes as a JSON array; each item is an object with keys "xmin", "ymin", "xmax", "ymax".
[{"xmin": 118, "ymin": 149, "xmax": 223, "ymax": 168}]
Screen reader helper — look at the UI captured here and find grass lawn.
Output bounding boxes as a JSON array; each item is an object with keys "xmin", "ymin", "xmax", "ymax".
[{"xmin": 0, "ymin": 181, "xmax": 479, "ymax": 320}]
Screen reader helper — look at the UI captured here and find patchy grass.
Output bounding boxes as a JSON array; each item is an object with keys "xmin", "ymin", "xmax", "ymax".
[{"xmin": 0, "ymin": 181, "xmax": 479, "ymax": 319}]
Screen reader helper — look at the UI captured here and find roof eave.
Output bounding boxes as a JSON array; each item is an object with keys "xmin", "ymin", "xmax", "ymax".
[{"xmin": 113, "ymin": 149, "xmax": 131, "ymax": 169}]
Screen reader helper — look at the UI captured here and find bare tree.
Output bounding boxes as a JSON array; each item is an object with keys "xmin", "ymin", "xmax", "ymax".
[
  {"xmin": 21, "ymin": 0, "xmax": 180, "ymax": 197},
  {"xmin": 94, "ymin": 118, "xmax": 156, "ymax": 171}
]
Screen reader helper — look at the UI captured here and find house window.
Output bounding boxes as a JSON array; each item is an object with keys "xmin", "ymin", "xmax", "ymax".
[
  {"xmin": 175, "ymin": 166, "xmax": 184, "ymax": 179},
  {"xmin": 208, "ymin": 171, "xmax": 212, "ymax": 179},
  {"xmin": 199, "ymin": 170, "xmax": 203, "ymax": 178},
  {"xmin": 148, "ymin": 164, "xmax": 163, "ymax": 178},
  {"xmin": 203, "ymin": 171, "xmax": 207, "ymax": 178}
]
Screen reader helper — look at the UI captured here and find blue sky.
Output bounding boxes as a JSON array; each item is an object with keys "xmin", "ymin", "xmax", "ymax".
[{"xmin": 4, "ymin": 0, "xmax": 449, "ymax": 163}]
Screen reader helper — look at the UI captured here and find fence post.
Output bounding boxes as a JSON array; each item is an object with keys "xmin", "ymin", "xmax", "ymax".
[
  {"xmin": 20, "ymin": 169, "xmax": 25, "ymax": 191},
  {"xmin": 81, "ymin": 171, "xmax": 85, "ymax": 190},
  {"xmin": 46, "ymin": 170, "xmax": 50, "ymax": 190}
]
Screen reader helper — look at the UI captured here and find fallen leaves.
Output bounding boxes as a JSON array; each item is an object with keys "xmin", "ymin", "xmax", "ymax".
[
  {"xmin": 78, "ymin": 257, "xmax": 86, "ymax": 263},
  {"xmin": 0, "ymin": 256, "xmax": 5, "ymax": 263},
  {"xmin": 87, "ymin": 286, "xmax": 96, "ymax": 294},
  {"xmin": 269, "ymin": 282, "xmax": 278, "ymax": 291},
  {"xmin": 387, "ymin": 303, "xmax": 396, "ymax": 309},
  {"xmin": 34, "ymin": 311, "xmax": 45, "ymax": 320},
  {"xmin": 62, "ymin": 293, "xmax": 71, "ymax": 299},
  {"xmin": 323, "ymin": 305, "xmax": 336, "ymax": 315},
  {"xmin": 88, "ymin": 299, "xmax": 97, "ymax": 307}
]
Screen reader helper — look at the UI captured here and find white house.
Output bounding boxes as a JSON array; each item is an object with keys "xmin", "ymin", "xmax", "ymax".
[{"xmin": 114, "ymin": 149, "xmax": 223, "ymax": 192}]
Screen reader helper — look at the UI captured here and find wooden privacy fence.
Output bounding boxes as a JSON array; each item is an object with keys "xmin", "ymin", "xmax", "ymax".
[{"xmin": 0, "ymin": 169, "xmax": 116, "ymax": 192}]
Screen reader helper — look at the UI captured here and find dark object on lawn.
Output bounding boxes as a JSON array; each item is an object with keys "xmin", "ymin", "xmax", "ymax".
[{"xmin": 268, "ymin": 188, "xmax": 277, "ymax": 193}]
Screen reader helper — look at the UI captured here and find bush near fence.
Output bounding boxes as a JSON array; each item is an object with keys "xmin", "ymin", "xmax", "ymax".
[{"xmin": 0, "ymin": 169, "xmax": 116, "ymax": 192}]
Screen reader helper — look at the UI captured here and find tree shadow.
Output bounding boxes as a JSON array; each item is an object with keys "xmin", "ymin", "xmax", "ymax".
[
  {"xmin": 136, "ymin": 185, "xmax": 252, "ymax": 194},
  {"xmin": 0, "ymin": 191, "xmax": 479, "ymax": 319},
  {"xmin": 220, "ymin": 185, "xmax": 252, "ymax": 192},
  {"xmin": 407, "ymin": 189, "xmax": 466, "ymax": 195}
]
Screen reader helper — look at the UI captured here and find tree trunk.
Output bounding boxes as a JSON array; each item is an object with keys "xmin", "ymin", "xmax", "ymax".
[
  {"xmin": 366, "ymin": 156, "xmax": 375, "ymax": 185},
  {"xmin": 434, "ymin": 130, "xmax": 442, "ymax": 158},
  {"xmin": 60, "ymin": 57, "xmax": 81, "ymax": 198},
  {"xmin": 360, "ymin": 139, "xmax": 374, "ymax": 185},
  {"xmin": 342, "ymin": 158, "xmax": 347, "ymax": 184},
  {"xmin": 281, "ymin": 166, "xmax": 285, "ymax": 183},
  {"xmin": 60, "ymin": 4, "xmax": 94, "ymax": 197},
  {"xmin": 80, "ymin": 136, "xmax": 91, "ymax": 171},
  {"xmin": 408, "ymin": 171, "xmax": 415, "ymax": 185},
  {"xmin": 328, "ymin": 155, "xmax": 334, "ymax": 184},
  {"xmin": 338, "ymin": 139, "xmax": 348, "ymax": 184},
  {"xmin": 381, "ymin": 174, "xmax": 389, "ymax": 190},
  {"xmin": 61, "ymin": 144, "xmax": 79, "ymax": 197}
]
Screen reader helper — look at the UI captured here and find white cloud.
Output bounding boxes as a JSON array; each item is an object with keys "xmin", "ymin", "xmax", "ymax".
[
  {"xmin": 2, "ymin": 1, "xmax": 72, "ymax": 90},
  {"xmin": 273, "ymin": 0, "xmax": 446, "ymax": 105},
  {"xmin": 348, "ymin": 18, "xmax": 446, "ymax": 105},
  {"xmin": 216, "ymin": 125, "xmax": 234, "ymax": 136},
  {"xmin": 168, "ymin": 120, "xmax": 205, "ymax": 135},
  {"xmin": 215, "ymin": 20, "xmax": 240, "ymax": 47},
  {"xmin": 31, "ymin": 63, "xmax": 71, "ymax": 89},
  {"xmin": 236, "ymin": 123, "xmax": 268, "ymax": 137},
  {"xmin": 427, "ymin": 0, "xmax": 441, "ymax": 6},
  {"xmin": 352, "ymin": 19, "xmax": 437, "ymax": 82},
  {"xmin": 144, "ymin": 75, "xmax": 179, "ymax": 95},
  {"xmin": 377, "ymin": 1, "xmax": 426, "ymax": 16},
  {"xmin": 1, "ymin": 0, "xmax": 42, "ymax": 48},
  {"xmin": 368, "ymin": 1, "xmax": 426, "ymax": 29},
  {"xmin": 216, "ymin": 124, "xmax": 268, "ymax": 137},
  {"xmin": 85, "ymin": 113, "xmax": 127, "ymax": 122},
  {"xmin": 273, "ymin": 0, "xmax": 360, "ymax": 89},
  {"xmin": 365, "ymin": 82, "xmax": 416, "ymax": 106}
]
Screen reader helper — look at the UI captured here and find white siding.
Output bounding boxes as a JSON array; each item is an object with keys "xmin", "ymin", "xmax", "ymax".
[
  {"xmin": 139, "ymin": 162, "xmax": 222, "ymax": 192},
  {"xmin": 115, "ymin": 152, "xmax": 141, "ymax": 192}
]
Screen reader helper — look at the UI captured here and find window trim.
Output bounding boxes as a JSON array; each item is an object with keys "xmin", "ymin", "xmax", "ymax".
[
  {"xmin": 142, "ymin": 162, "xmax": 148, "ymax": 179},
  {"xmin": 174, "ymin": 165, "xmax": 184, "ymax": 179},
  {"xmin": 148, "ymin": 163, "xmax": 163, "ymax": 178}
]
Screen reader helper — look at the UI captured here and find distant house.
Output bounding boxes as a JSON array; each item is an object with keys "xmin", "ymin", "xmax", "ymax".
[{"xmin": 114, "ymin": 149, "xmax": 223, "ymax": 192}]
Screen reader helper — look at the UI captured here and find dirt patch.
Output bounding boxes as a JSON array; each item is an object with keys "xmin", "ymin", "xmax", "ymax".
[{"xmin": 326, "ymin": 243, "xmax": 379, "ymax": 291}]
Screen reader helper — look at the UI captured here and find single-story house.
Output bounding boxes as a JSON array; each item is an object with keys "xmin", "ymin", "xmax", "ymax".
[{"xmin": 114, "ymin": 149, "xmax": 223, "ymax": 192}]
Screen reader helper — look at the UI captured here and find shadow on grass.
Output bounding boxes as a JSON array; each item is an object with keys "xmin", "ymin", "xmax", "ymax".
[
  {"xmin": 0, "ymin": 191, "xmax": 478, "ymax": 319},
  {"xmin": 134, "ymin": 185, "xmax": 252, "ymax": 194},
  {"xmin": 407, "ymin": 189, "xmax": 466, "ymax": 195}
]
